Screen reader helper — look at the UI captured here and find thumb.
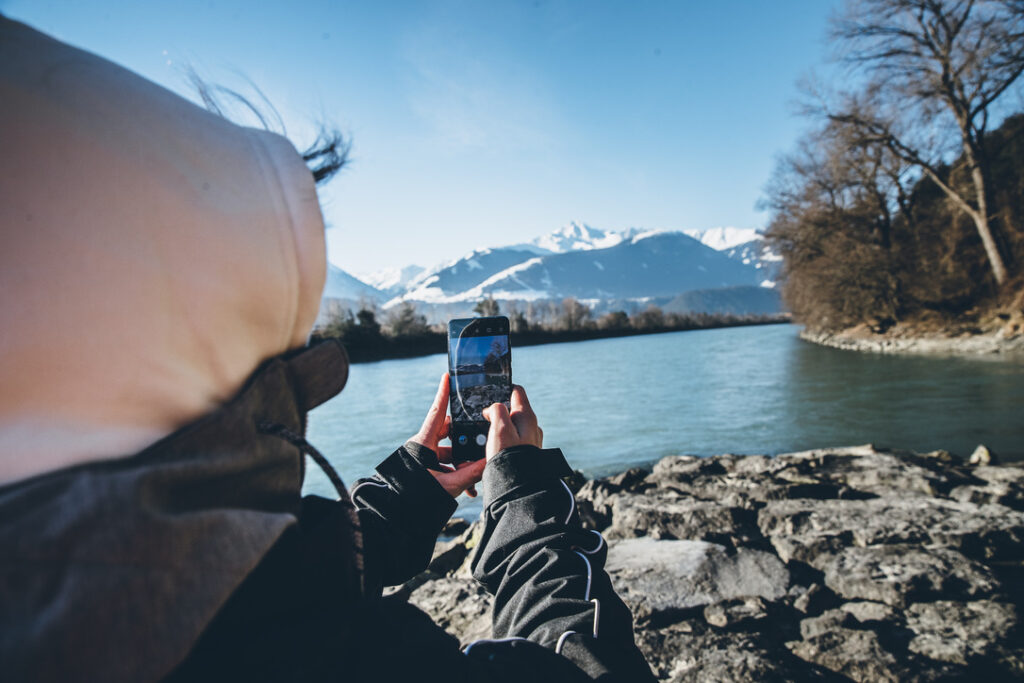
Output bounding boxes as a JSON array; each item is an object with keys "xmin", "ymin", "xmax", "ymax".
[
  {"xmin": 483, "ymin": 402, "xmax": 517, "ymax": 458},
  {"xmin": 451, "ymin": 458, "xmax": 486, "ymax": 487},
  {"xmin": 432, "ymin": 458, "xmax": 486, "ymax": 497}
]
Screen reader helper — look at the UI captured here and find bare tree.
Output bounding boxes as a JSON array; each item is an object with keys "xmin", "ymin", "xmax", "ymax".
[
  {"xmin": 506, "ymin": 302, "xmax": 530, "ymax": 333},
  {"xmin": 828, "ymin": 0, "xmax": 1024, "ymax": 285},
  {"xmin": 473, "ymin": 296, "xmax": 500, "ymax": 317},
  {"xmin": 558, "ymin": 298, "xmax": 592, "ymax": 331},
  {"xmin": 763, "ymin": 118, "xmax": 912, "ymax": 327},
  {"xmin": 383, "ymin": 301, "xmax": 428, "ymax": 336}
]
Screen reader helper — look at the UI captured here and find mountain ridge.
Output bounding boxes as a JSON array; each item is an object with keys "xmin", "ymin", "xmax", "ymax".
[{"xmin": 321, "ymin": 222, "xmax": 780, "ymax": 319}]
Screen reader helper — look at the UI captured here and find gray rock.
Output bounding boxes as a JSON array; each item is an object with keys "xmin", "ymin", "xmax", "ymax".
[
  {"xmin": 774, "ymin": 447, "xmax": 963, "ymax": 498},
  {"xmin": 788, "ymin": 627, "xmax": 900, "ymax": 683},
  {"xmin": 703, "ymin": 597, "xmax": 768, "ymax": 630},
  {"xmin": 637, "ymin": 622, "xmax": 813, "ymax": 682},
  {"xmin": 822, "ymin": 545, "xmax": 1000, "ymax": 607},
  {"xmin": 605, "ymin": 538, "xmax": 789, "ymax": 623},
  {"xmin": 574, "ymin": 479, "xmax": 618, "ymax": 531},
  {"xmin": 428, "ymin": 536, "xmax": 469, "ymax": 576},
  {"xmin": 648, "ymin": 455, "xmax": 727, "ymax": 483},
  {"xmin": 758, "ymin": 497, "xmax": 1024, "ymax": 564},
  {"xmin": 645, "ymin": 459, "xmax": 794, "ymax": 509},
  {"xmin": 607, "ymin": 466, "xmax": 651, "ymax": 491},
  {"xmin": 950, "ymin": 464, "xmax": 1024, "ymax": 511},
  {"xmin": 440, "ymin": 517, "xmax": 470, "ymax": 537},
  {"xmin": 398, "ymin": 450, "xmax": 1024, "ymax": 681},
  {"xmin": 905, "ymin": 599, "xmax": 1017, "ymax": 666},
  {"xmin": 606, "ymin": 493, "xmax": 760, "ymax": 548},
  {"xmin": 839, "ymin": 601, "xmax": 897, "ymax": 624},
  {"xmin": 407, "ymin": 576, "xmax": 493, "ymax": 646},
  {"xmin": 970, "ymin": 444, "xmax": 998, "ymax": 466},
  {"xmin": 791, "ymin": 583, "xmax": 835, "ymax": 615},
  {"xmin": 798, "ymin": 609, "xmax": 856, "ymax": 640}
]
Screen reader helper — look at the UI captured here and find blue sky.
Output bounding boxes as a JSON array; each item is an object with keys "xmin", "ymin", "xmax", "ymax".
[{"xmin": 4, "ymin": 0, "xmax": 841, "ymax": 275}]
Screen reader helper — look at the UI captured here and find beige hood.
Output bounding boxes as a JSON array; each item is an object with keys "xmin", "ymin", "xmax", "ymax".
[{"xmin": 0, "ymin": 17, "xmax": 328, "ymax": 485}]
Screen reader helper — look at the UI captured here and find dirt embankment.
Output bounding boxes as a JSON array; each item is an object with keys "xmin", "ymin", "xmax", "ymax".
[{"xmin": 800, "ymin": 308, "xmax": 1024, "ymax": 356}]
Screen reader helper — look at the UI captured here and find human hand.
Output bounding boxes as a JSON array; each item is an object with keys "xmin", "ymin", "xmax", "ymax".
[
  {"xmin": 482, "ymin": 385, "xmax": 543, "ymax": 459},
  {"xmin": 411, "ymin": 373, "xmax": 486, "ymax": 498}
]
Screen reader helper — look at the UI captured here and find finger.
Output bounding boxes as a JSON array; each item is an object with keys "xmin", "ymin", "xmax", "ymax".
[
  {"xmin": 454, "ymin": 457, "xmax": 486, "ymax": 485},
  {"xmin": 436, "ymin": 445, "xmax": 453, "ymax": 464},
  {"xmin": 439, "ymin": 415, "xmax": 451, "ymax": 440},
  {"xmin": 483, "ymin": 402, "xmax": 516, "ymax": 439},
  {"xmin": 508, "ymin": 387, "xmax": 537, "ymax": 442},
  {"xmin": 466, "ymin": 485, "xmax": 478, "ymax": 498},
  {"xmin": 417, "ymin": 373, "xmax": 450, "ymax": 442},
  {"xmin": 510, "ymin": 385, "xmax": 534, "ymax": 416},
  {"xmin": 483, "ymin": 402, "xmax": 518, "ymax": 457},
  {"xmin": 433, "ymin": 458, "xmax": 486, "ymax": 497}
]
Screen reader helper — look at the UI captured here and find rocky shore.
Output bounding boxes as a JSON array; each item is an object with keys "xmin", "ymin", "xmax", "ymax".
[
  {"xmin": 801, "ymin": 324, "xmax": 1024, "ymax": 356},
  {"xmin": 392, "ymin": 445, "xmax": 1024, "ymax": 681}
]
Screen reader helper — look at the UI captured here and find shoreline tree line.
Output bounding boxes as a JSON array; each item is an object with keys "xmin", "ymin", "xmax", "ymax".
[
  {"xmin": 311, "ymin": 297, "xmax": 788, "ymax": 363},
  {"xmin": 764, "ymin": 0, "xmax": 1024, "ymax": 333}
]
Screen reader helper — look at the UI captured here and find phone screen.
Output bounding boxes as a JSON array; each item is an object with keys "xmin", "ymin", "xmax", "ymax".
[{"xmin": 447, "ymin": 316, "xmax": 511, "ymax": 462}]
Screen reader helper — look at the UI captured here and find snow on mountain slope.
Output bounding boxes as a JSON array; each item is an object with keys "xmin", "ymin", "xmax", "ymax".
[
  {"xmin": 387, "ymin": 222, "xmax": 646, "ymax": 308},
  {"xmin": 682, "ymin": 226, "xmax": 762, "ymax": 251},
  {"xmin": 391, "ymin": 231, "xmax": 762, "ymax": 304},
  {"xmin": 352, "ymin": 222, "xmax": 780, "ymax": 309},
  {"xmin": 357, "ymin": 264, "xmax": 425, "ymax": 292},
  {"xmin": 322, "ymin": 264, "xmax": 384, "ymax": 302},
  {"xmin": 722, "ymin": 239, "xmax": 782, "ymax": 286},
  {"xmin": 394, "ymin": 247, "xmax": 543, "ymax": 305},
  {"xmin": 526, "ymin": 221, "xmax": 640, "ymax": 253}
]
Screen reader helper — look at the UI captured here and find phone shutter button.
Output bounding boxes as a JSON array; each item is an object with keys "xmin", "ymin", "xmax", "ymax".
[
  {"xmin": 458, "ymin": 435, "xmax": 468, "ymax": 445},
  {"xmin": 475, "ymin": 434, "xmax": 487, "ymax": 446}
]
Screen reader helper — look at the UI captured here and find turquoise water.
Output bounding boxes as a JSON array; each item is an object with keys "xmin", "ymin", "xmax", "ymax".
[{"xmin": 305, "ymin": 324, "xmax": 1024, "ymax": 518}]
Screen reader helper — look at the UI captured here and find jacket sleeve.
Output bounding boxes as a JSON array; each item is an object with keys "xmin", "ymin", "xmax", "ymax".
[
  {"xmin": 468, "ymin": 445, "xmax": 655, "ymax": 682},
  {"xmin": 351, "ymin": 441, "xmax": 457, "ymax": 591}
]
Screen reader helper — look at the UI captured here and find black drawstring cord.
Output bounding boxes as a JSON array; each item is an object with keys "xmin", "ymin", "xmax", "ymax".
[
  {"xmin": 256, "ymin": 419, "xmax": 368, "ymax": 594},
  {"xmin": 256, "ymin": 420, "xmax": 347, "ymax": 500}
]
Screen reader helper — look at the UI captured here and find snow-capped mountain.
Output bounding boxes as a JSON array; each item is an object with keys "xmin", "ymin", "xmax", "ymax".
[
  {"xmin": 398, "ymin": 247, "xmax": 543, "ymax": 304},
  {"xmin": 322, "ymin": 264, "xmax": 384, "ymax": 302},
  {"xmin": 682, "ymin": 226, "xmax": 762, "ymax": 251},
  {"xmin": 357, "ymin": 264, "xmax": 425, "ymax": 295},
  {"xmin": 388, "ymin": 230, "xmax": 763, "ymax": 305},
  {"xmin": 519, "ymin": 221, "xmax": 639, "ymax": 254},
  {"xmin": 723, "ymin": 239, "xmax": 782, "ymax": 287},
  {"xmin": 317, "ymin": 222, "xmax": 781, "ymax": 319}
]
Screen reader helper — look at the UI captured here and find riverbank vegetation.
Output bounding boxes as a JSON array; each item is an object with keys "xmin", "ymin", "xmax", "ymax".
[
  {"xmin": 311, "ymin": 298, "xmax": 788, "ymax": 363},
  {"xmin": 764, "ymin": 0, "xmax": 1024, "ymax": 339}
]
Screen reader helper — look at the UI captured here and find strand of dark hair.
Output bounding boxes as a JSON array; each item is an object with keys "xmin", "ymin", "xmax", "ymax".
[{"xmin": 187, "ymin": 68, "xmax": 349, "ymax": 186}]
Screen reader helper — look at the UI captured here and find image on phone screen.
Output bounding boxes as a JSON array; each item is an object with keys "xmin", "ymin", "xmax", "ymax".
[{"xmin": 448, "ymin": 317, "xmax": 511, "ymax": 460}]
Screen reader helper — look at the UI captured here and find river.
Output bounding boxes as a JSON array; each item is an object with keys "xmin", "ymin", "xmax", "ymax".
[{"xmin": 305, "ymin": 324, "xmax": 1024, "ymax": 518}]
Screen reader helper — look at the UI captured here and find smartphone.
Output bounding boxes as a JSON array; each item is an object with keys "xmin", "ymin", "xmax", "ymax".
[{"xmin": 447, "ymin": 316, "xmax": 512, "ymax": 463}]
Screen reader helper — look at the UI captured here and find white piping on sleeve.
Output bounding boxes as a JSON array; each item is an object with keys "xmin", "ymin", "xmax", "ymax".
[
  {"xmin": 554, "ymin": 630, "xmax": 577, "ymax": 654},
  {"xmin": 591, "ymin": 598, "xmax": 601, "ymax": 638},
  {"xmin": 349, "ymin": 479, "xmax": 390, "ymax": 510},
  {"xmin": 578, "ymin": 529, "xmax": 605, "ymax": 555},
  {"xmin": 462, "ymin": 636, "xmax": 529, "ymax": 656},
  {"xmin": 574, "ymin": 550, "xmax": 593, "ymax": 601},
  {"xmin": 559, "ymin": 479, "xmax": 576, "ymax": 525}
]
